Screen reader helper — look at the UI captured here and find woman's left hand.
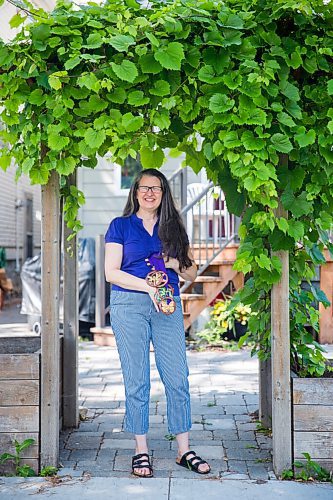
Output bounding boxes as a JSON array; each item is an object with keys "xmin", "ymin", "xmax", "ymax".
[{"xmin": 163, "ymin": 255, "xmax": 180, "ymax": 273}]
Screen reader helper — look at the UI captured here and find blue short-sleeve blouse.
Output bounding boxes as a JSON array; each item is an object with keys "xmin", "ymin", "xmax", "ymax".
[{"xmin": 105, "ymin": 213, "xmax": 180, "ymax": 295}]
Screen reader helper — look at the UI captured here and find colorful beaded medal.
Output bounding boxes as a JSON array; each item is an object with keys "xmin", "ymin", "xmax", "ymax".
[{"xmin": 145, "ymin": 253, "xmax": 176, "ymax": 315}]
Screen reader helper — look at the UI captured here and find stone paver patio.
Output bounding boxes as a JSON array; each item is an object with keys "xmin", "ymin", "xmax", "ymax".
[{"xmin": 59, "ymin": 342, "xmax": 274, "ymax": 481}]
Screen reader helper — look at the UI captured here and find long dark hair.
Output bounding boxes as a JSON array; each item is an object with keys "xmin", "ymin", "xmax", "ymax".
[{"xmin": 123, "ymin": 168, "xmax": 192, "ymax": 271}]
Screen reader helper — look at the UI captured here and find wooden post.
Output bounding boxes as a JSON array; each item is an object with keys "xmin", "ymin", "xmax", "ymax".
[
  {"xmin": 95, "ymin": 234, "xmax": 105, "ymax": 329},
  {"xmin": 259, "ymin": 358, "xmax": 272, "ymax": 428},
  {"xmin": 271, "ymin": 200, "xmax": 292, "ymax": 475},
  {"xmin": 62, "ymin": 173, "xmax": 79, "ymax": 428},
  {"xmin": 40, "ymin": 170, "xmax": 60, "ymax": 467}
]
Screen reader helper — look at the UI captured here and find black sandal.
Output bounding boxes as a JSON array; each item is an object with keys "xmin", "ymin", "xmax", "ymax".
[
  {"xmin": 176, "ymin": 450, "xmax": 211, "ymax": 475},
  {"xmin": 131, "ymin": 452, "xmax": 153, "ymax": 478}
]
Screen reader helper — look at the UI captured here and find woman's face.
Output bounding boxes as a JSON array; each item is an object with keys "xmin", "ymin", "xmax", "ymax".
[{"xmin": 136, "ymin": 175, "xmax": 163, "ymax": 212}]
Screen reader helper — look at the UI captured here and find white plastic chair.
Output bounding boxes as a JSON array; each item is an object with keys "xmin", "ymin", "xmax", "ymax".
[{"xmin": 186, "ymin": 183, "xmax": 229, "ymax": 244}]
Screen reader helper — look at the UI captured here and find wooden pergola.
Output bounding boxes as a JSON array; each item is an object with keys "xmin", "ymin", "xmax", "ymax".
[{"xmin": 40, "ymin": 170, "xmax": 292, "ymax": 475}]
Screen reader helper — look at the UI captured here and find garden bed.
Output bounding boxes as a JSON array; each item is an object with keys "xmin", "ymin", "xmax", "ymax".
[
  {"xmin": 0, "ymin": 335, "xmax": 40, "ymax": 475},
  {"xmin": 292, "ymin": 365, "xmax": 333, "ymax": 473},
  {"xmin": 0, "ymin": 334, "xmax": 64, "ymax": 475}
]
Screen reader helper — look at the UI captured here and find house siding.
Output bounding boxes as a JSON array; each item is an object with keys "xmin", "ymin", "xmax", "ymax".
[{"xmin": 0, "ymin": 166, "xmax": 41, "ymax": 271}]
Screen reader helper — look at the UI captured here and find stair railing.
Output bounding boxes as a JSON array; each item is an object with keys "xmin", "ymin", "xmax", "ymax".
[{"xmin": 179, "ymin": 182, "xmax": 238, "ymax": 293}]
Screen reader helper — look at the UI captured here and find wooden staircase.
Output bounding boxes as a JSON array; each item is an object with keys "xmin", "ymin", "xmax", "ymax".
[{"xmin": 181, "ymin": 243, "xmax": 243, "ymax": 330}]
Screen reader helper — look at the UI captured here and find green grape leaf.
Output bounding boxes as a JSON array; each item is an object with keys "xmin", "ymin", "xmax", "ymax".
[
  {"xmin": 294, "ymin": 128, "xmax": 316, "ymax": 147},
  {"xmin": 198, "ymin": 65, "xmax": 223, "ymax": 84},
  {"xmin": 328, "ymin": 80, "xmax": 333, "ymax": 96},
  {"xmin": 48, "ymin": 134, "xmax": 70, "ymax": 151},
  {"xmin": 154, "ymin": 42, "xmax": 184, "ymax": 70},
  {"xmin": 64, "ymin": 56, "xmax": 81, "ymax": 70},
  {"xmin": 149, "ymin": 80, "xmax": 170, "ymax": 96},
  {"xmin": 111, "ymin": 60, "xmax": 138, "ymax": 82},
  {"xmin": 30, "ymin": 164, "xmax": 49, "ymax": 185},
  {"xmin": 85, "ymin": 33, "xmax": 103, "ymax": 48},
  {"xmin": 122, "ymin": 113, "xmax": 144, "ymax": 132},
  {"xmin": 28, "ymin": 89, "xmax": 46, "ymax": 105},
  {"xmin": 288, "ymin": 220, "xmax": 304, "ymax": 241},
  {"xmin": 128, "ymin": 91, "xmax": 150, "ymax": 106},
  {"xmin": 10, "ymin": 13, "xmax": 27, "ymax": 29},
  {"xmin": 270, "ymin": 133, "xmax": 293, "ymax": 153},
  {"xmin": 139, "ymin": 54, "xmax": 163, "ymax": 74},
  {"xmin": 108, "ymin": 34, "xmax": 135, "ymax": 52},
  {"xmin": 84, "ymin": 128, "xmax": 106, "ymax": 149},
  {"xmin": 56, "ymin": 156, "xmax": 77, "ymax": 175},
  {"xmin": 140, "ymin": 146, "xmax": 164, "ymax": 169},
  {"xmin": 280, "ymin": 82, "xmax": 300, "ymax": 101},
  {"xmin": 241, "ymin": 131, "xmax": 265, "ymax": 151},
  {"xmin": 209, "ymin": 94, "xmax": 235, "ymax": 113},
  {"xmin": 277, "ymin": 112, "xmax": 296, "ymax": 128}
]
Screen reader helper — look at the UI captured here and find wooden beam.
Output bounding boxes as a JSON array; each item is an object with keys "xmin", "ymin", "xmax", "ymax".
[
  {"xmin": 62, "ymin": 173, "xmax": 79, "ymax": 428},
  {"xmin": 259, "ymin": 358, "xmax": 272, "ymax": 429},
  {"xmin": 271, "ymin": 200, "xmax": 292, "ymax": 475},
  {"xmin": 40, "ymin": 170, "xmax": 60, "ymax": 468}
]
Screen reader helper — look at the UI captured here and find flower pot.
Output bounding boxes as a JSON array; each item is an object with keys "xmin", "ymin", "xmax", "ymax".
[{"xmin": 221, "ymin": 321, "xmax": 248, "ymax": 341}]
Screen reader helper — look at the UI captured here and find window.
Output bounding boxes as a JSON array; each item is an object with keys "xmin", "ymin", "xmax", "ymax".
[{"xmin": 121, "ymin": 155, "xmax": 142, "ymax": 189}]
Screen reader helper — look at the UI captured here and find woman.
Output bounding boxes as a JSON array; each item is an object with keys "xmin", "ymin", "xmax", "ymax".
[{"xmin": 105, "ymin": 168, "xmax": 211, "ymax": 477}]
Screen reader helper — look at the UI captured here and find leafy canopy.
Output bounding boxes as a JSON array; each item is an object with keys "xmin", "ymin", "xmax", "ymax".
[{"xmin": 0, "ymin": 0, "xmax": 333, "ymax": 371}]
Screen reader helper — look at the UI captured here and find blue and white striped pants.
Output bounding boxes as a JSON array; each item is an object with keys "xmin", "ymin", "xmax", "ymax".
[{"xmin": 110, "ymin": 290, "xmax": 192, "ymax": 435}]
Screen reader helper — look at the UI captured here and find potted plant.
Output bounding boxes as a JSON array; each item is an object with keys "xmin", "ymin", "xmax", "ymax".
[{"xmin": 197, "ymin": 297, "xmax": 255, "ymax": 345}]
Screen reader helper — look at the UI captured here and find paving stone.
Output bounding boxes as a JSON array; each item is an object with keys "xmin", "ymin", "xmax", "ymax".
[
  {"xmin": 101, "ymin": 439, "xmax": 134, "ymax": 449},
  {"xmin": 243, "ymin": 394, "xmax": 259, "ymax": 404},
  {"xmin": 187, "ymin": 430, "xmax": 214, "ymax": 441},
  {"xmin": 204, "ymin": 418, "xmax": 235, "ymax": 430},
  {"xmin": 237, "ymin": 431, "xmax": 256, "ymax": 441},
  {"xmin": 57, "ymin": 468, "xmax": 83, "ymax": 477},
  {"xmin": 234, "ymin": 414, "xmax": 253, "ymax": 422},
  {"xmin": 59, "ymin": 449, "xmax": 71, "ymax": 461},
  {"xmin": 58, "ymin": 460, "xmax": 77, "ymax": 468},
  {"xmin": 188, "ymin": 440, "xmax": 223, "ymax": 449},
  {"xmin": 76, "ymin": 422, "xmax": 100, "ymax": 432},
  {"xmin": 247, "ymin": 464, "xmax": 270, "ymax": 480},
  {"xmin": 215, "ymin": 395, "xmax": 245, "ymax": 406},
  {"xmin": 227, "ymin": 460, "xmax": 248, "ymax": 474},
  {"xmin": 223, "ymin": 440, "xmax": 258, "ymax": 450},
  {"xmin": 96, "ymin": 449, "xmax": 117, "ymax": 462},
  {"xmin": 83, "ymin": 400, "xmax": 121, "ymax": 409},
  {"xmin": 224, "ymin": 405, "xmax": 248, "ymax": 415},
  {"xmin": 222, "ymin": 472, "xmax": 249, "ymax": 480},
  {"xmin": 93, "ymin": 414, "xmax": 125, "ymax": 424},
  {"xmin": 103, "ymin": 430, "xmax": 133, "ymax": 439},
  {"xmin": 69, "ymin": 449, "xmax": 98, "ymax": 461},
  {"xmin": 152, "ymin": 449, "xmax": 178, "ymax": 459},
  {"xmin": 66, "ymin": 435, "xmax": 103, "ymax": 450},
  {"xmin": 212, "ymin": 430, "xmax": 239, "ymax": 441},
  {"xmin": 226, "ymin": 448, "xmax": 270, "ymax": 461},
  {"xmin": 236, "ymin": 422, "xmax": 258, "ymax": 431},
  {"xmin": 149, "ymin": 439, "xmax": 172, "ymax": 450},
  {"xmin": 149, "ymin": 414, "xmax": 164, "ymax": 424}
]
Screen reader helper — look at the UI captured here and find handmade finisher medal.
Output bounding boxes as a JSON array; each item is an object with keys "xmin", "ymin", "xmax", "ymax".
[{"xmin": 145, "ymin": 253, "xmax": 176, "ymax": 315}]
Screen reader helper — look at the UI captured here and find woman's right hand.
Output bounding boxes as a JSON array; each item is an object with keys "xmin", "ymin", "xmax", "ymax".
[{"xmin": 147, "ymin": 286, "xmax": 160, "ymax": 312}]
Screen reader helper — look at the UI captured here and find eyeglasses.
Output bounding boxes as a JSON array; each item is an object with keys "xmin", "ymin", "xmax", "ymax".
[{"xmin": 138, "ymin": 186, "xmax": 163, "ymax": 193}]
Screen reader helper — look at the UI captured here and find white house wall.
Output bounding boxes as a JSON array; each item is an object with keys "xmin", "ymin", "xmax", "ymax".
[{"xmin": 0, "ymin": 165, "xmax": 41, "ymax": 266}]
